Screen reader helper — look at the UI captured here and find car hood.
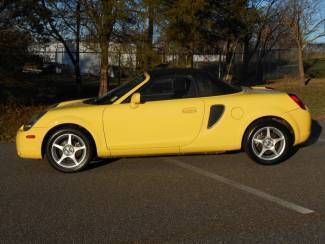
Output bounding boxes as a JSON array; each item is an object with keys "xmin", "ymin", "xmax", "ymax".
[{"xmin": 54, "ymin": 99, "xmax": 90, "ymax": 110}]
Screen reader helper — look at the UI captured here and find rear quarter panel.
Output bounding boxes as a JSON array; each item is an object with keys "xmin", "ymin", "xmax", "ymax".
[{"xmin": 182, "ymin": 91, "xmax": 303, "ymax": 152}]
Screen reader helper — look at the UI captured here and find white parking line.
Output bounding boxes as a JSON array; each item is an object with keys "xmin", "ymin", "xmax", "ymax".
[{"xmin": 165, "ymin": 158, "xmax": 315, "ymax": 215}]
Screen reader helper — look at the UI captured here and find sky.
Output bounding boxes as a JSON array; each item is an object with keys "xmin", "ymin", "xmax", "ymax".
[{"xmin": 314, "ymin": 0, "xmax": 325, "ymax": 43}]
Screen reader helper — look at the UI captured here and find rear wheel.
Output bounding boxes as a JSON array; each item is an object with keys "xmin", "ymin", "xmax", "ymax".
[
  {"xmin": 244, "ymin": 121, "xmax": 293, "ymax": 165},
  {"xmin": 46, "ymin": 128, "xmax": 94, "ymax": 172}
]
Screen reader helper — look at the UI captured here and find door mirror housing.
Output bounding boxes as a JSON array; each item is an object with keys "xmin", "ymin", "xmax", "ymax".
[{"xmin": 130, "ymin": 93, "xmax": 141, "ymax": 107}]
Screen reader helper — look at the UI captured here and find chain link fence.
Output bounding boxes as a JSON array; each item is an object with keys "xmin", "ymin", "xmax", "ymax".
[{"xmin": 12, "ymin": 43, "xmax": 325, "ymax": 84}]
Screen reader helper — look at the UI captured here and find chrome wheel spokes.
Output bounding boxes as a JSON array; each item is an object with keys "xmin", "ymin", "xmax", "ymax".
[
  {"xmin": 51, "ymin": 133, "xmax": 87, "ymax": 168},
  {"xmin": 251, "ymin": 126, "xmax": 286, "ymax": 161}
]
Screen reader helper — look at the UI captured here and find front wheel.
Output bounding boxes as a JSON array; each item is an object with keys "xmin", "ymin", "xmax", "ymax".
[
  {"xmin": 244, "ymin": 121, "xmax": 293, "ymax": 165},
  {"xmin": 46, "ymin": 128, "xmax": 94, "ymax": 172}
]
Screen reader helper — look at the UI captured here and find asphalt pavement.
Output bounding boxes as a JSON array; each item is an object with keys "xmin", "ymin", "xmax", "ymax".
[{"xmin": 1, "ymin": 121, "xmax": 325, "ymax": 243}]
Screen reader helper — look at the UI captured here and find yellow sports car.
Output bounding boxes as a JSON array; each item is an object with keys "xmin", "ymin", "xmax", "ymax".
[{"xmin": 16, "ymin": 69, "xmax": 311, "ymax": 172}]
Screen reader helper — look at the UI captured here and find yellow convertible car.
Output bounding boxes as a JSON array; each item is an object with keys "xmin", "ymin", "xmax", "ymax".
[{"xmin": 16, "ymin": 69, "xmax": 311, "ymax": 172}]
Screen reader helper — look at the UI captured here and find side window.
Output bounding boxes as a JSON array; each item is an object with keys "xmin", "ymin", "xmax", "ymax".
[
  {"xmin": 196, "ymin": 72, "xmax": 241, "ymax": 97},
  {"xmin": 140, "ymin": 77, "xmax": 174, "ymax": 101},
  {"xmin": 139, "ymin": 76, "xmax": 196, "ymax": 102},
  {"xmin": 196, "ymin": 73, "xmax": 214, "ymax": 97},
  {"xmin": 174, "ymin": 77, "xmax": 196, "ymax": 99},
  {"xmin": 121, "ymin": 75, "xmax": 198, "ymax": 103}
]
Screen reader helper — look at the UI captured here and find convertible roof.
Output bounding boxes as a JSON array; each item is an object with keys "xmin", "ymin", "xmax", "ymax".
[{"xmin": 148, "ymin": 68, "xmax": 200, "ymax": 77}]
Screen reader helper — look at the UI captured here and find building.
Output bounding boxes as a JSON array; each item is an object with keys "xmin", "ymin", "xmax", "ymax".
[{"xmin": 29, "ymin": 41, "xmax": 137, "ymax": 75}]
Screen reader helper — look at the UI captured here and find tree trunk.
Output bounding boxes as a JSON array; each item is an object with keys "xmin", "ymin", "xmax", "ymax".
[
  {"xmin": 255, "ymin": 58, "xmax": 264, "ymax": 84},
  {"xmin": 118, "ymin": 51, "xmax": 121, "ymax": 85},
  {"xmin": 136, "ymin": 44, "xmax": 142, "ymax": 70},
  {"xmin": 144, "ymin": 3, "xmax": 154, "ymax": 70},
  {"xmin": 75, "ymin": 0, "xmax": 82, "ymax": 95},
  {"xmin": 241, "ymin": 36, "xmax": 250, "ymax": 84},
  {"xmin": 75, "ymin": 64, "xmax": 81, "ymax": 93},
  {"xmin": 41, "ymin": 0, "xmax": 81, "ymax": 93},
  {"xmin": 255, "ymin": 48, "xmax": 266, "ymax": 84},
  {"xmin": 190, "ymin": 52, "xmax": 194, "ymax": 68},
  {"xmin": 297, "ymin": 44, "xmax": 305, "ymax": 86},
  {"xmin": 99, "ymin": 42, "xmax": 109, "ymax": 96}
]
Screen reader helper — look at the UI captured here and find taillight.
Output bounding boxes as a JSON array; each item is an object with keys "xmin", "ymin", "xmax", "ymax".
[{"xmin": 288, "ymin": 94, "xmax": 306, "ymax": 110}]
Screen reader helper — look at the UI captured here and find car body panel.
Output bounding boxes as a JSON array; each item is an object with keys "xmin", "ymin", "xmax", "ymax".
[
  {"xmin": 103, "ymin": 97, "xmax": 205, "ymax": 155},
  {"xmin": 281, "ymin": 108, "xmax": 312, "ymax": 144},
  {"xmin": 17, "ymin": 103, "xmax": 109, "ymax": 158},
  {"xmin": 16, "ymin": 126, "xmax": 48, "ymax": 159},
  {"xmin": 16, "ymin": 70, "xmax": 312, "ymax": 160}
]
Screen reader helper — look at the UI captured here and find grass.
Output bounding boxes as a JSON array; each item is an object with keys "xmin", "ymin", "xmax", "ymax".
[
  {"xmin": 268, "ymin": 78, "xmax": 325, "ymax": 120},
  {"xmin": 305, "ymin": 58, "xmax": 325, "ymax": 78}
]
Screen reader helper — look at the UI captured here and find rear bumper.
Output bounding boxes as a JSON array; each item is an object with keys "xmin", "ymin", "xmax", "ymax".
[
  {"xmin": 16, "ymin": 126, "xmax": 48, "ymax": 159},
  {"xmin": 283, "ymin": 108, "xmax": 312, "ymax": 145}
]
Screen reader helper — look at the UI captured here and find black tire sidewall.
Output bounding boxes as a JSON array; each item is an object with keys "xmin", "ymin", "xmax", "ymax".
[
  {"xmin": 244, "ymin": 121, "xmax": 293, "ymax": 165},
  {"xmin": 46, "ymin": 128, "xmax": 93, "ymax": 173}
]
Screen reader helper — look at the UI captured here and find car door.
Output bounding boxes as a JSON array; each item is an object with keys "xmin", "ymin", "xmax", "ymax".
[
  {"xmin": 181, "ymin": 71, "xmax": 245, "ymax": 153},
  {"xmin": 102, "ymin": 75, "xmax": 204, "ymax": 153}
]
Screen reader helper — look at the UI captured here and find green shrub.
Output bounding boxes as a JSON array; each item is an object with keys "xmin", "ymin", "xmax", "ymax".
[{"xmin": 304, "ymin": 59, "xmax": 325, "ymax": 78}]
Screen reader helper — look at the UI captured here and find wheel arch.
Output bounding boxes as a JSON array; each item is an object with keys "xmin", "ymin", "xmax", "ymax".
[
  {"xmin": 241, "ymin": 116, "xmax": 295, "ymax": 149},
  {"xmin": 41, "ymin": 123, "xmax": 98, "ymax": 158}
]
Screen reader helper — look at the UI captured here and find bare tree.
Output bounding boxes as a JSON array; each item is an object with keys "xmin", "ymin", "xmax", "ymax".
[
  {"xmin": 128, "ymin": 1, "xmax": 154, "ymax": 71},
  {"xmin": 0, "ymin": 1, "xmax": 33, "ymax": 72},
  {"xmin": 282, "ymin": 0, "xmax": 325, "ymax": 85},
  {"xmin": 254, "ymin": 1, "xmax": 288, "ymax": 82},
  {"xmin": 240, "ymin": 0, "xmax": 283, "ymax": 83},
  {"xmin": 164, "ymin": 0, "xmax": 206, "ymax": 68},
  {"xmin": 81, "ymin": 0, "xmax": 133, "ymax": 96},
  {"xmin": 46, "ymin": 0, "xmax": 84, "ymax": 92},
  {"xmin": 143, "ymin": 0, "xmax": 155, "ymax": 70},
  {"xmin": 15, "ymin": 0, "xmax": 84, "ymax": 93}
]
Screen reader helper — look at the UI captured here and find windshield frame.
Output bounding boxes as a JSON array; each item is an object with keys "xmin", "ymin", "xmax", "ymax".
[{"xmin": 92, "ymin": 73, "xmax": 149, "ymax": 105}]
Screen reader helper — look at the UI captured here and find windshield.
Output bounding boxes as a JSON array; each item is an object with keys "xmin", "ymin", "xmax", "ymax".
[{"xmin": 92, "ymin": 75, "xmax": 145, "ymax": 104}]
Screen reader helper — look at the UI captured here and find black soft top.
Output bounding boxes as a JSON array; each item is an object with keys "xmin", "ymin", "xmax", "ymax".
[{"xmin": 148, "ymin": 68, "xmax": 200, "ymax": 78}]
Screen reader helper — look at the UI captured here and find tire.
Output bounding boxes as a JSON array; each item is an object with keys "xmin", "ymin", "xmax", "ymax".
[
  {"xmin": 46, "ymin": 128, "xmax": 94, "ymax": 173},
  {"xmin": 244, "ymin": 120, "xmax": 293, "ymax": 165}
]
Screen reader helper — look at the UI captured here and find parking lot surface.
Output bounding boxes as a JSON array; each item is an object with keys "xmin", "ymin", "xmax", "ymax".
[{"xmin": 1, "ymin": 122, "xmax": 325, "ymax": 243}]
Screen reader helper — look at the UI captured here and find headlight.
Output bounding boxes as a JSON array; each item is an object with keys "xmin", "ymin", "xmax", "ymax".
[{"xmin": 23, "ymin": 111, "xmax": 47, "ymax": 131}]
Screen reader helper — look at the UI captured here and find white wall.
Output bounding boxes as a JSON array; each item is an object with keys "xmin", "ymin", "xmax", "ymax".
[{"xmin": 29, "ymin": 42, "xmax": 137, "ymax": 75}]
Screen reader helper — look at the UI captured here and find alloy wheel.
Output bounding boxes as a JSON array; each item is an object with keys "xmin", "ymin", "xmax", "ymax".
[
  {"xmin": 51, "ymin": 133, "xmax": 87, "ymax": 169},
  {"xmin": 251, "ymin": 126, "xmax": 286, "ymax": 161}
]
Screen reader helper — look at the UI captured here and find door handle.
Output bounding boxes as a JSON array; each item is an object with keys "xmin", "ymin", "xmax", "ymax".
[{"xmin": 182, "ymin": 107, "xmax": 197, "ymax": 113}]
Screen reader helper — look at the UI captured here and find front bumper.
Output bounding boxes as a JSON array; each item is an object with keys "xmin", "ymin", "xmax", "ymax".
[{"xmin": 16, "ymin": 126, "xmax": 48, "ymax": 159}]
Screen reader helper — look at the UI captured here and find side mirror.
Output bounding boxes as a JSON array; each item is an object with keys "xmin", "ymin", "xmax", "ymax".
[{"xmin": 130, "ymin": 93, "xmax": 141, "ymax": 108}]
